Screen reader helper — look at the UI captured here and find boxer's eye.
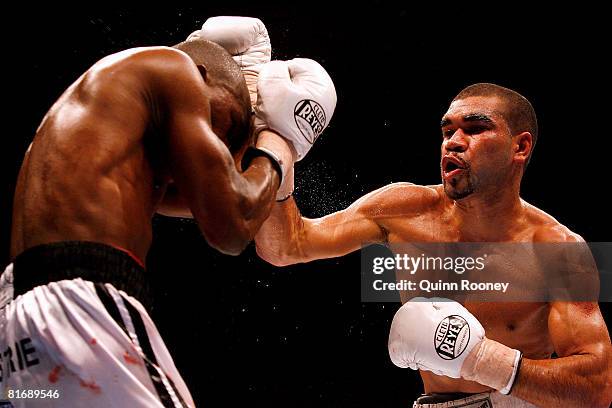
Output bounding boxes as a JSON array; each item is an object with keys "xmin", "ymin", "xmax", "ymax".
[
  {"xmin": 442, "ymin": 129, "xmax": 454, "ymax": 139},
  {"xmin": 465, "ymin": 125, "xmax": 487, "ymax": 135}
]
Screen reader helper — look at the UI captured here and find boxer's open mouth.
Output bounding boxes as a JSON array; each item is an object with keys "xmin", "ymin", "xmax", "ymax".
[{"xmin": 442, "ymin": 156, "xmax": 466, "ymax": 179}]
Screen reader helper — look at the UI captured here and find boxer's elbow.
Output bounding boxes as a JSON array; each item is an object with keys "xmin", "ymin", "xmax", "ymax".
[
  {"xmin": 206, "ymin": 233, "xmax": 251, "ymax": 256},
  {"xmin": 157, "ymin": 184, "xmax": 194, "ymax": 218},
  {"xmin": 254, "ymin": 239, "xmax": 303, "ymax": 266},
  {"xmin": 200, "ymin": 219, "xmax": 252, "ymax": 256},
  {"xmin": 195, "ymin": 196, "xmax": 262, "ymax": 255},
  {"xmin": 254, "ymin": 226, "xmax": 306, "ymax": 267},
  {"xmin": 216, "ymin": 243, "xmax": 250, "ymax": 256},
  {"xmin": 255, "ymin": 247, "xmax": 293, "ymax": 266}
]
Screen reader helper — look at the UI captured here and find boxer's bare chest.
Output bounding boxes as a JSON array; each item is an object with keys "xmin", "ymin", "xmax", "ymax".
[{"xmin": 382, "ymin": 208, "xmax": 555, "ymax": 358}]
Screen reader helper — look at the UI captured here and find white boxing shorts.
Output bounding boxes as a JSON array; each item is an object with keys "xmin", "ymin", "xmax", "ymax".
[
  {"xmin": 413, "ymin": 392, "xmax": 537, "ymax": 408},
  {"xmin": 0, "ymin": 242, "xmax": 194, "ymax": 408},
  {"xmin": 0, "ymin": 263, "xmax": 13, "ymax": 315}
]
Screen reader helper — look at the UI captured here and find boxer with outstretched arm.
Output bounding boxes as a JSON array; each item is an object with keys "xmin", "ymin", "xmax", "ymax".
[{"xmin": 255, "ymin": 83, "xmax": 612, "ymax": 407}]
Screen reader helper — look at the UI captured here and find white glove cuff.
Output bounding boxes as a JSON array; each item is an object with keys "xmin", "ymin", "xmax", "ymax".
[
  {"xmin": 275, "ymin": 165, "xmax": 294, "ymax": 201},
  {"xmin": 255, "ymin": 146, "xmax": 284, "ymax": 186},
  {"xmin": 460, "ymin": 337, "xmax": 522, "ymax": 394},
  {"xmin": 499, "ymin": 349, "xmax": 523, "ymax": 395}
]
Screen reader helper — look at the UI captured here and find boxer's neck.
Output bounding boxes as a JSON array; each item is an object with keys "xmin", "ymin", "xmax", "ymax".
[{"xmin": 449, "ymin": 183, "xmax": 524, "ymax": 239}]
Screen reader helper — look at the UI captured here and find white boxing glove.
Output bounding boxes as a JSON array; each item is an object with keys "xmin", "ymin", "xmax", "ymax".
[
  {"xmin": 254, "ymin": 59, "xmax": 337, "ymax": 161},
  {"xmin": 388, "ymin": 298, "xmax": 522, "ymax": 395},
  {"xmin": 388, "ymin": 298, "xmax": 485, "ymax": 376},
  {"xmin": 189, "ymin": 16, "xmax": 271, "ymax": 106}
]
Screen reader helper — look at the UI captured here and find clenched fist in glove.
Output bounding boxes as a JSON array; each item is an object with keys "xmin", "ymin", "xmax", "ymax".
[
  {"xmin": 188, "ymin": 16, "xmax": 271, "ymax": 107},
  {"xmin": 253, "ymin": 58, "xmax": 337, "ymax": 200},
  {"xmin": 388, "ymin": 298, "xmax": 523, "ymax": 395}
]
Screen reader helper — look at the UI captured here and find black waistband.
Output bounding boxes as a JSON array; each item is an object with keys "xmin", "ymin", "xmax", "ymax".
[
  {"xmin": 13, "ymin": 241, "xmax": 153, "ymax": 310},
  {"xmin": 415, "ymin": 393, "xmax": 476, "ymax": 404}
]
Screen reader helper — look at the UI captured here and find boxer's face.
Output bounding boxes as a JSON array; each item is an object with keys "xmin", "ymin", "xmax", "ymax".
[{"xmin": 440, "ymin": 96, "xmax": 514, "ymax": 200}]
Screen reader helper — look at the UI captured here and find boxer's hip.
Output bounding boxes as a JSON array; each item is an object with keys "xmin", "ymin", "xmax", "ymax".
[
  {"xmin": 0, "ymin": 241, "xmax": 193, "ymax": 407},
  {"xmin": 11, "ymin": 241, "xmax": 151, "ymax": 309}
]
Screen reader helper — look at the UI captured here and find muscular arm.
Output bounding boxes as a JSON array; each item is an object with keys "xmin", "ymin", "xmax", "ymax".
[
  {"xmin": 507, "ymin": 229, "xmax": 611, "ymax": 406},
  {"xmin": 511, "ymin": 301, "xmax": 612, "ymax": 407},
  {"xmin": 255, "ymin": 183, "xmax": 435, "ymax": 266},
  {"xmin": 255, "ymin": 195, "xmax": 383, "ymax": 266},
  {"xmin": 151, "ymin": 48, "xmax": 279, "ymax": 255}
]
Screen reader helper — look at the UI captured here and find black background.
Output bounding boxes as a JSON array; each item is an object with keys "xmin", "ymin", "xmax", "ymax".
[{"xmin": 2, "ymin": 4, "xmax": 610, "ymax": 407}]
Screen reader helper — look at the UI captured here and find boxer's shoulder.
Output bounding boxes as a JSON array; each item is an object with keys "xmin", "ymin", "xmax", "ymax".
[
  {"xmin": 533, "ymin": 224, "xmax": 583, "ymax": 243},
  {"xmin": 91, "ymin": 46, "xmax": 191, "ymax": 71},
  {"xmin": 84, "ymin": 46, "xmax": 199, "ymax": 91},
  {"xmin": 522, "ymin": 201, "xmax": 583, "ymax": 243},
  {"xmin": 356, "ymin": 182, "xmax": 442, "ymax": 219}
]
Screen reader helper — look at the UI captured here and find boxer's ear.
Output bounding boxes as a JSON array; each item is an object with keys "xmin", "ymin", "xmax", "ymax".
[
  {"xmin": 513, "ymin": 131, "xmax": 533, "ymax": 165},
  {"xmin": 195, "ymin": 64, "xmax": 208, "ymax": 81}
]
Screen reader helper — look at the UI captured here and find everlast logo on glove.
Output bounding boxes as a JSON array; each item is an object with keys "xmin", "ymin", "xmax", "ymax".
[
  {"xmin": 294, "ymin": 99, "xmax": 326, "ymax": 144},
  {"xmin": 434, "ymin": 315, "xmax": 470, "ymax": 360}
]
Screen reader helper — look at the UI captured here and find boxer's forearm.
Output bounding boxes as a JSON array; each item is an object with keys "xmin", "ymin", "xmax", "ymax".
[
  {"xmin": 255, "ymin": 187, "xmax": 390, "ymax": 266},
  {"xmin": 511, "ymin": 352, "xmax": 611, "ymax": 408},
  {"xmin": 255, "ymin": 198, "xmax": 306, "ymax": 266}
]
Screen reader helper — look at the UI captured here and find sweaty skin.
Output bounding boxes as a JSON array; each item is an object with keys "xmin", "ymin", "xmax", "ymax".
[
  {"xmin": 255, "ymin": 96, "xmax": 612, "ymax": 407},
  {"xmin": 11, "ymin": 46, "xmax": 281, "ymax": 262}
]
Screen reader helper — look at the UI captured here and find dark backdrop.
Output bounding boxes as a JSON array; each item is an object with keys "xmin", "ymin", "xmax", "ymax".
[{"xmin": 2, "ymin": 5, "xmax": 610, "ymax": 407}]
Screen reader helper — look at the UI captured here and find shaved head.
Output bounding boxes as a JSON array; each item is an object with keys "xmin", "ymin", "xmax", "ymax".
[{"xmin": 174, "ymin": 38, "xmax": 246, "ymax": 96}]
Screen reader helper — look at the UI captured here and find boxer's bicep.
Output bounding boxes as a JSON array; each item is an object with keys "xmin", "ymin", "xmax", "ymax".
[
  {"xmin": 256, "ymin": 183, "xmax": 430, "ymax": 265},
  {"xmin": 534, "ymin": 301, "xmax": 612, "ymax": 406},
  {"xmin": 298, "ymin": 182, "xmax": 432, "ymax": 259},
  {"xmin": 545, "ymin": 235, "xmax": 608, "ymax": 357},
  {"xmin": 255, "ymin": 196, "xmax": 384, "ymax": 265},
  {"xmin": 548, "ymin": 301, "xmax": 611, "ymax": 359}
]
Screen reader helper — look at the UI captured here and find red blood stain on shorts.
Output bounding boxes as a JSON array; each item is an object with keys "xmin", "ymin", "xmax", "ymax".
[
  {"xmin": 123, "ymin": 351, "xmax": 140, "ymax": 365},
  {"xmin": 48, "ymin": 366, "xmax": 62, "ymax": 383},
  {"xmin": 90, "ymin": 338, "xmax": 97, "ymax": 345},
  {"xmin": 80, "ymin": 379, "xmax": 102, "ymax": 395}
]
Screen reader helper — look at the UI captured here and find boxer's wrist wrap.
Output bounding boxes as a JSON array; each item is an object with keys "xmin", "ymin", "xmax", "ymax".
[
  {"xmin": 460, "ymin": 337, "xmax": 522, "ymax": 395},
  {"xmin": 242, "ymin": 146, "xmax": 284, "ymax": 186},
  {"xmin": 13, "ymin": 241, "xmax": 153, "ymax": 310},
  {"xmin": 502, "ymin": 351, "xmax": 523, "ymax": 395}
]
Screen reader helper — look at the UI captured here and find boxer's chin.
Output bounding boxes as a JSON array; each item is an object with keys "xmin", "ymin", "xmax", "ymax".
[{"xmin": 443, "ymin": 177, "xmax": 474, "ymax": 200}]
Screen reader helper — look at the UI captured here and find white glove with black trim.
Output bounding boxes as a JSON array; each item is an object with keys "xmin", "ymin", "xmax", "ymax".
[{"xmin": 254, "ymin": 58, "xmax": 337, "ymax": 162}]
